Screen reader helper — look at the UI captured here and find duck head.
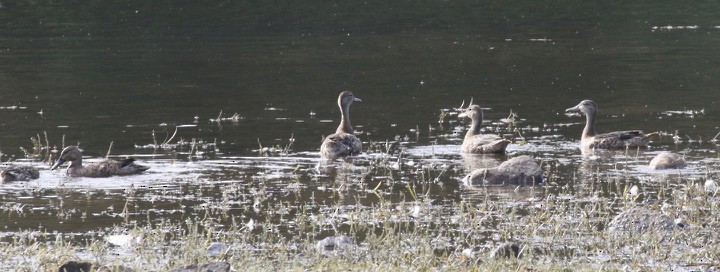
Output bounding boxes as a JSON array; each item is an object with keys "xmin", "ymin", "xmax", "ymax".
[
  {"xmin": 565, "ymin": 100, "xmax": 598, "ymax": 116},
  {"xmin": 338, "ymin": 91, "xmax": 362, "ymax": 108},
  {"xmin": 458, "ymin": 104, "xmax": 483, "ymax": 121},
  {"xmin": 51, "ymin": 146, "xmax": 84, "ymax": 170}
]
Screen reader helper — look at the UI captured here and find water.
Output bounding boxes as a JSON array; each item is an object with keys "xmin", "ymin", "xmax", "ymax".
[{"xmin": 1, "ymin": 1, "xmax": 720, "ymax": 268}]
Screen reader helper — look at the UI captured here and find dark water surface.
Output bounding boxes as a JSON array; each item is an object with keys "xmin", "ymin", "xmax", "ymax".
[{"xmin": 1, "ymin": 0, "xmax": 720, "ymax": 268}]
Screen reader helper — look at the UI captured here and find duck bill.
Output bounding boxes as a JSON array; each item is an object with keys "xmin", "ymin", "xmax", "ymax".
[
  {"xmin": 353, "ymin": 97, "xmax": 362, "ymax": 102},
  {"xmin": 565, "ymin": 105, "xmax": 581, "ymax": 113},
  {"xmin": 50, "ymin": 158, "xmax": 66, "ymax": 170},
  {"xmin": 458, "ymin": 112, "xmax": 468, "ymax": 118}
]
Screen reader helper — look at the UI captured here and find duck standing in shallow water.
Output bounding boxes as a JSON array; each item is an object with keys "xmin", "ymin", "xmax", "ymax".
[
  {"xmin": 565, "ymin": 100, "xmax": 658, "ymax": 150},
  {"xmin": 1, "ymin": 166, "xmax": 40, "ymax": 182},
  {"xmin": 51, "ymin": 146, "xmax": 149, "ymax": 177},
  {"xmin": 320, "ymin": 91, "xmax": 363, "ymax": 160},
  {"xmin": 458, "ymin": 104, "xmax": 511, "ymax": 154}
]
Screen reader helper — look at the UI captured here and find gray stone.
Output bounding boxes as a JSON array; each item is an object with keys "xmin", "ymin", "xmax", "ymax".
[{"xmin": 462, "ymin": 156, "xmax": 543, "ymax": 186}]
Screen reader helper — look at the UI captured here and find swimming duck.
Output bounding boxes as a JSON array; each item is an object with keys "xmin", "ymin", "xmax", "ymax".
[
  {"xmin": 320, "ymin": 91, "xmax": 363, "ymax": 160},
  {"xmin": 565, "ymin": 100, "xmax": 658, "ymax": 150},
  {"xmin": 50, "ymin": 146, "xmax": 149, "ymax": 177},
  {"xmin": 458, "ymin": 104, "xmax": 511, "ymax": 154},
  {"xmin": 649, "ymin": 152, "xmax": 686, "ymax": 170},
  {"xmin": 462, "ymin": 155, "xmax": 543, "ymax": 186},
  {"xmin": 1, "ymin": 166, "xmax": 40, "ymax": 182}
]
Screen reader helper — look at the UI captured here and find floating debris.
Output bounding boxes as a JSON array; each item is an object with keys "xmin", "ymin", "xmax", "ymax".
[
  {"xmin": 651, "ymin": 25, "xmax": 699, "ymax": 31},
  {"xmin": 209, "ymin": 111, "xmax": 243, "ymax": 122},
  {"xmin": 0, "ymin": 105, "xmax": 27, "ymax": 110},
  {"xmin": 659, "ymin": 109, "xmax": 704, "ymax": 118}
]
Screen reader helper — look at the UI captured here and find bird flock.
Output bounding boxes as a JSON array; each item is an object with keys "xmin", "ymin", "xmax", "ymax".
[
  {"xmin": 1, "ymin": 91, "xmax": 685, "ymax": 184},
  {"xmin": 319, "ymin": 92, "xmax": 685, "ymax": 186}
]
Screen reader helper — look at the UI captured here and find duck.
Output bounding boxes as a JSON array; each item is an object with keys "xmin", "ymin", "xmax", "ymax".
[
  {"xmin": 1, "ymin": 166, "xmax": 40, "ymax": 182},
  {"xmin": 320, "ymin": 91, "xmax": 363, "ymax": 160},
  {"xmin": 50, "ymin": 146, "xmax": 149, "ymax": 177},
  {"xmin": 649, "ymin": 152, "xmax": 686, "ymax": 170},
  {"xmin": 565, "ymin": 100, "xmax": 658, "ymax": 150},
  {"xmin": 458, "ymin": 104, "xmax": 511, "ymax": 154},
  {"xmin": 462, "ymin": 155, "xmax": 543, "ymax": 186}
]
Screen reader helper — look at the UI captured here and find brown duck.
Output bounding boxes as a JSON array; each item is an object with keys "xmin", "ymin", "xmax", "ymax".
[
  {"xmin": 458, "ymin": 104, "xmax": 511, "ymax": 154},
  {"xmin": 51, "ymin": 146, "xmax": 149, "ymax": 177},
  {"xmin": 565, "ymin": 100, "xmax": 658, "ymax": 150},
  {"xmin": 1, "ymin": 166, "xmax": 40, "ymax": 182},
  {"xmin": 320, "ymin": 91, "xmax": 363, "ymax": 160}
]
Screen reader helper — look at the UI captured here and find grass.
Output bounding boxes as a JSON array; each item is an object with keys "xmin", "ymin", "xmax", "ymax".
[
  {"xmin": 2, "ymin": 164, "xmax": 720, "ymax": 271},
  {"xmin": 2, "ymin": 125, "xmax": 720, "ymax": 271}
]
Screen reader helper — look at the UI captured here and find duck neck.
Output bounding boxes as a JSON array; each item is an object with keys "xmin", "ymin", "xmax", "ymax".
[
  {"xmin": 466, "ymin": 114, "xmax": 482, "ymax": 138},
  {"xmin": 582, "ymin": 110, "xmax": 597, "ymax": 139},
  {"xmin": 336, "ymin": 102, "xmax": 353, "ymax": 134},
  {"xmin": 67, "ymin": 159, "xmax": 83, "ymax": 177}
]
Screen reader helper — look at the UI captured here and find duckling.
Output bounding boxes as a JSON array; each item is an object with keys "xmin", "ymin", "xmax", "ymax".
[
  {"xmin": 1, "ymin": 166, "xmax": 39, "ymax": 182},
  {"xmin": 565, "ymin": 100, "xmax": 658, "ymax": 150},
  {"xmin": 50, "ymin": 146, "xmax": 149, "ymax": 177},
  {"xmin": 462, "ymin": 155, "xmax": 543, "ymax": 186},
  {"xmin": 649, "ymin": 152, "xmax": 686, "ymax": 170},
  {"xmin": 320, "ymin": 91, "xmax": 363, "ymax": 160},
  {"xmin": 458, "ymin": 104, "xmax": 511, "ymax": 154}
]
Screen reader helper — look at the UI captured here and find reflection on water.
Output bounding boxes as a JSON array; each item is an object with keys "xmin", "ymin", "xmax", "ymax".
[{"xmin": 1, "ymin": 1, "xmax": 720, "ymax": 269}]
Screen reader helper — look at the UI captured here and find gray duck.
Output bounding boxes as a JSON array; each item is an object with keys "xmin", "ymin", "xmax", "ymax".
[
  {"xmin": 1, "ymin": 166, "xmax": 40, "ymax": 182},
  {"xmin": 458, "ymin": 104, "xmax": 511, "ymax": 154},
  {"xmin": 320, "ymin": 91, "xmax": 363, "ymax": 160},
  {"xmin": 462, "ymin": 155, "xmax": 543, "ymax": 186},
  {"xmin": 51, "ymin": 146, "xmax": 149, "ymax": 177},
  {"xmin": 565, "ymin": 100, "xmax": 658, "ymax": 150}
]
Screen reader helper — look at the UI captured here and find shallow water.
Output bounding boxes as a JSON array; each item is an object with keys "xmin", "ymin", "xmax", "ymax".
[{"xmin": 1, "ymin": 1, "xmax": 720, "ymax": 269}]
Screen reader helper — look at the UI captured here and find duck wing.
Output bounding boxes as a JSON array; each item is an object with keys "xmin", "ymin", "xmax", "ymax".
[
  {"xmin": 84, "ymin": 159, "xmax": 149, "ymax": 177},
  {"xmin": 463, "ymin": 134, "xmax": 511, "ymax": 154},
  {"xmin": 591, "ymin": 130, "xmax": 657, "ymax": 149},
  {"xmin": 320, "ymin": 133, "xmax": 362, "ymax": 159}
]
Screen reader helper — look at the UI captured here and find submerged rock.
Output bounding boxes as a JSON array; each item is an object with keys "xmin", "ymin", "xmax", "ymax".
[
  {"xmin": 206, "ymin": 242, "xmax": 228, "ymax": 257},
  {"xmin": 705, "ymin": 179, "xmax": 718, "ymax": 193},
  {"xmin": 316, "ymin": 235, "xmax": 352, "ymax": 252},
  {"xmin": 169, "ymin": 262, "xmax": 231, "ymax": 272},
  {"xmin": 1, "ymin": 166, "xmax": 40, "ymax": 182},
  {"xmin": 489, "ymin": 242, "xmax": 522, "ymax": 259},
  {"xmin": 96, "ymin": 265, "xmax": 136, "ymax": 272},
  {"xmin": 462, "ymin": 155, "xmax": 543, "ymax": 186},
  {"xmin": 59, "ymin": 261, "xmax": 93, "ymax": 272},
  {"xmin": 59, "ymin": 261, "xmax": 135, "ymax": 272},
  {"xmin": 649, "ymin": 152, "xmax": 686, "ymax": 170},
  {"xmin": 607, "ymin": 207, "xmax": 681, "ymax": 234}
]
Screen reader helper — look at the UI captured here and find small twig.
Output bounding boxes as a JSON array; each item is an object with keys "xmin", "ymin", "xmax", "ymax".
[
  {"xmin": 162, "ymin": 126, "xmax": 180, "ymax": 146},
  {"xmin": 711, "ymin": 131, "xmax": 720, "ymax": 143},
  {"xmin": 44, "ymin": 131, "xmax": 50, "ymax": 160},
  {"xmin": 188, "ymin": 138, "xmax": 196, "ymax": 160},
  {"xmin": 106, "ymin": 141, "xmax": 114, "ymax": 158},
  {"xmin": 152, "ymin": 130, "xmax": 157, "ymax": 147}
]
